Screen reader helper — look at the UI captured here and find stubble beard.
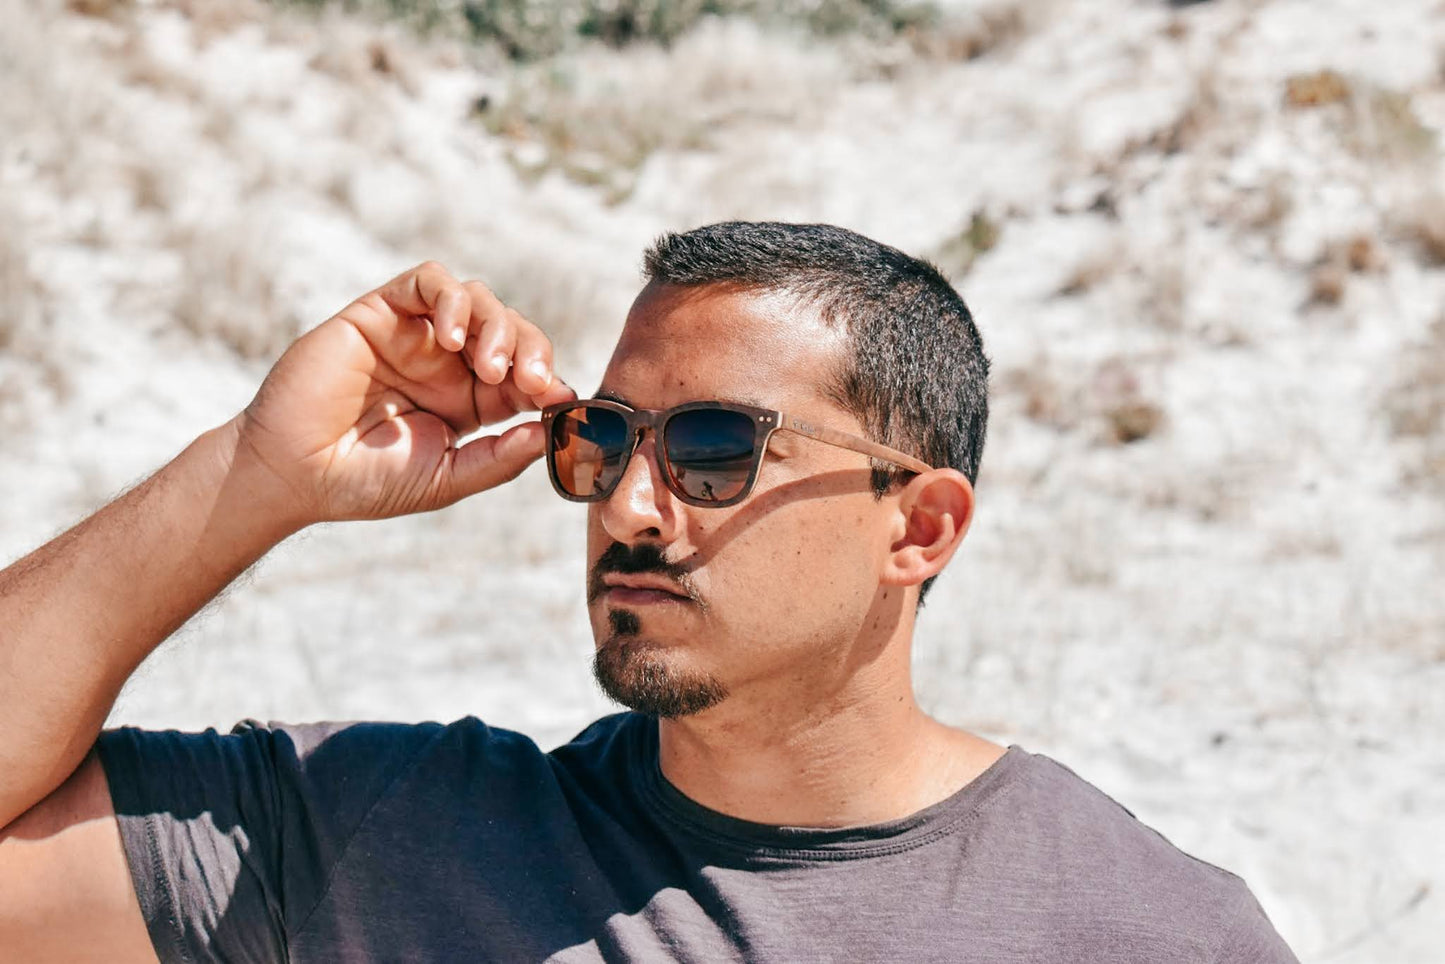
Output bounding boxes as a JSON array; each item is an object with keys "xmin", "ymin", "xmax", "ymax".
[{"xmin": 592, "ymin": 608, "xmax": 728, "ymax": 718}]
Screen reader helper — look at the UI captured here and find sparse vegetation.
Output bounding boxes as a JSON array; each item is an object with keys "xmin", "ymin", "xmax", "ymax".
[
  {"xmin": 479, "ymin": 17, "xmax": 853, "ymax": 202},
  {"xmin": 3, "ymin": 1, "xmax": 1444, "ymax": 954},
  {"xmin": 0, "ymin": 198, "xmax": 66, "ymax": 426},
  {"xmin": 1308, "ymin": 233, "xmax": 1383, "ymax": 307},
  {"xmin": 997, "ymin": 355, "xmax": 1074, "ymax": 431},
  {"xmin": 1349, "ymin": 86, "xmax": 1436, "ymax": 165},
  {"xmin": 997, "ymin": 355, "xmax": 1165, "ymax": 445},
  {"xmin": 1384, "ymin": 318, "xmax": 1445, "ymax": 490},
  {"xmin": 171, "ymin": 219, "xmax": 312, "ymax": 360},
  {"xmin": 1141, "ymin": 254, "xmax": 1187, "ymax": 332},
  {"xmin": 267, "ymin": 0, "xmax": 942, "ymax": 60},
  {"xmin": 1396, "ymin": 190, "xmax": 1445, "ymax": 265},
  {"xmin": 1057, "ymin": 238, "xmax": 1123, "ymax": 296},
  {"xmin": 934, "ymin": 210, "xmax": 1001, "ymax": 279},
  {"xmin": 1285, "ymin": 70, "xmax": 1436, "ymax": 166},
  {"xmin": 1091, "ymin": 356, "xmax": 1165, "ymax": 445},
  {"xmin": 1284, "ymin": 69, "xmax": 1350, "ymax": 109}
]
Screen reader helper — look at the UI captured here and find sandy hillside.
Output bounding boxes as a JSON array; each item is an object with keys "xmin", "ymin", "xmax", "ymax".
[{"xmin": 2, "ymin": 0, "xmax": 1443, "ymax": 958}]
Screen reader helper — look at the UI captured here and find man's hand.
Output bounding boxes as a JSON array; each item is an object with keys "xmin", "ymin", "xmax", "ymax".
[
  {"xmin": 235, "ymin": 261, "xmax": 576, "ymax": 527},
  {"xmin": 0, "ymin": 260, "xmax": 576, "ymax": 835},
  {"xmin": 0, "ymin": 263, "xmax": 579, "ymax": 956}
]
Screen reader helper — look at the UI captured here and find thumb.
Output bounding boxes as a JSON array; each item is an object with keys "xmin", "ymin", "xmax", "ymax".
[{"xmin": 443, "ymin": 421, "xmax": 546, "ymax": 503}]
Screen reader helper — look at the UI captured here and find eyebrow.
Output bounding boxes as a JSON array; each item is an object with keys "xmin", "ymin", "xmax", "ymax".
[{"xmin": 592, "ymin": 388, "xmax": 631, "ymax": 406}]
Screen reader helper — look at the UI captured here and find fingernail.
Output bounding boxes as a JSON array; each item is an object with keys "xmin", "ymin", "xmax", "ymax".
[
  {"xmin": 491, "ymin": 354, "xmax": 509, "ymax": 372},
  {"xmin": 527, "ymin": 360, "xmax": 550, "ymax": 384},
  {"xmin": 452, "ymin": 328, "xmax": 466, "ymax": 347}
]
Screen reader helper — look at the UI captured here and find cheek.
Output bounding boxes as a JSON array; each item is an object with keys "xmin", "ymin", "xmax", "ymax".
[{"xmin": 695, "ymin": 498, "xmax": 886, "ymax": 617}]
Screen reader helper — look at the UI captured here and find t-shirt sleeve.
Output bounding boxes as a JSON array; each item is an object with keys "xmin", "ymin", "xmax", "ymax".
[
  {"xmin": 1213, "ymin": 886, "xmax": 1300, "ymax": 963},
  {"xmin": 95, "ymin": 718, "xmax": 444, "ymax": 964}
]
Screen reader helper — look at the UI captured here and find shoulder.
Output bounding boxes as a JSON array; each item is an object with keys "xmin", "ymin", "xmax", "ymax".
[
  {"xmin": 983, "ymin": 748, "xmax": 1296, "ymax": 962},
  {"xmin": 998, "ymin": 749, "xmax": 1235, "ymax": 882}
]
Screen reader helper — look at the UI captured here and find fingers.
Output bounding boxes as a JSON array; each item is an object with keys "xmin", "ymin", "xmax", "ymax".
[
  {"xmin": 510, "ymin": 310, "xmax": 556, "ymax": 396},
  {"xmin": 461, "ymin": 282, "xmax": 556, "ymax": 395},
  {"xmin": 442, "ymin": 421, "xmax": 548, "ymax": 504},
  {"xmin": 531, "ymin": 376, "xmax": 577, "ymax": 409},
  {"xmin": 460, "ymin": 281, "xmax": 511, "ymax": 381},
  {"xmin": 350, "ymin": 263, "xmax": 568, "ymax": 428},
  {"xmin": 368, "ymin": 261, "xmax": 472, "ymax": 351},
  {"xmin": 474, "ymin": 375, "xmax": 577, "ymax": 426}
]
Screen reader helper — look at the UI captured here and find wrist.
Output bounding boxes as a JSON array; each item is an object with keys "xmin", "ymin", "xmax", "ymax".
[{"xmin": 194, "ymin": 415, "xmax": 314, "ymax": 548}]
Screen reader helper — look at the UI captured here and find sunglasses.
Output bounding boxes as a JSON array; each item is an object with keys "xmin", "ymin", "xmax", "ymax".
[{"xmin": 541, "ymin": 398, "xmax": 934, "ymax": 508}]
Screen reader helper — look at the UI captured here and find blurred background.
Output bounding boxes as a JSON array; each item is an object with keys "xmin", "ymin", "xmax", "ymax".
[{"xmin": 2, "ymin": 0, "xmax": 1443, "ymax": 958}]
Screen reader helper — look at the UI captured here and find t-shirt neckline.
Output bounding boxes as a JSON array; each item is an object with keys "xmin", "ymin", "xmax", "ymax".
[{"xmin": 626, "ymin": 713, "xmax": 1026, "ymax": 862}]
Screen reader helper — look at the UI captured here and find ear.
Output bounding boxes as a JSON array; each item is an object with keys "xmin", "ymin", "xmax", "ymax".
[{"xmin": 879, "ymin": 469, "xmax": 975, "ymax": 590}]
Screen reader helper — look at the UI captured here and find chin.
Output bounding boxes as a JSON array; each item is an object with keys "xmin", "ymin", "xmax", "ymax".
[{"xmin": 592, "ymin": 619, "xmax": 728, "ymax": 718}]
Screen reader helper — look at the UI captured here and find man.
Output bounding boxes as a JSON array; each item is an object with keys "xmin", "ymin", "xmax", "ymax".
[{"xmin": 0, "ymin": 222, "xmax": 1295, "ymax": 961}]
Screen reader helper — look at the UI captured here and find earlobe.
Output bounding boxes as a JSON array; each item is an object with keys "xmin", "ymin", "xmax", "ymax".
[{"xmin": 881, "ymin": 470, "xmax": 974, "ymax": 588}]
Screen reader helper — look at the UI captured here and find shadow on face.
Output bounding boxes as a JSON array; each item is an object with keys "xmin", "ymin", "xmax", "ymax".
[{"xmin": 668, "ymin": 466, "xmax": 883, "ymax": 571}]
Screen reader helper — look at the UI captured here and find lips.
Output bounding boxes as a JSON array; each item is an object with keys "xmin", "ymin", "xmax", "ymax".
[{"xmin": 600, "ymin": 574, "xmax": 692, "ymax": 604}]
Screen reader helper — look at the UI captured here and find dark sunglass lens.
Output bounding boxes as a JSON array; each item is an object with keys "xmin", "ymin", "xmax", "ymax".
[
  {"xmin": 551, "ymin": 406, "xmax": 630, "ymax": 498},
  {"xmin": 664, "ymin": 408, "xmax": 758, "ymax": 502}
]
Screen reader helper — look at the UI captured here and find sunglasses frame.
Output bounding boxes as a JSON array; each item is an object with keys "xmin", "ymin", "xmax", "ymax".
[{"xmin": 540, "ymin": 398, "xmax": 935, "ymax": 508}]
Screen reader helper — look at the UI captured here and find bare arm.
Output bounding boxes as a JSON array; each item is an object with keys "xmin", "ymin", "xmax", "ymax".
[
  {"xmin": 0, "ymin": 755, "xmax": 156, "ymax": 963},
  {"xmin": 0, "ymin": 262, "xmax": 574, "ymax": 952},
  {"xmin": 0, "ymin": 418, "xmax": 294, "ymax": 832}
]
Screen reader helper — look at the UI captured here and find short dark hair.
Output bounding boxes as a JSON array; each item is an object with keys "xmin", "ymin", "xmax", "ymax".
[{"xmin": 642, "ymin": 221, "xmax": 989, "ymax": 602}]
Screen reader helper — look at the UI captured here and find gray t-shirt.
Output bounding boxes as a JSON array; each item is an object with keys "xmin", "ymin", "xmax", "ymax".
[{"xmin": 96, "ymin": 712, "xmax": 1297, "ymax": 963}]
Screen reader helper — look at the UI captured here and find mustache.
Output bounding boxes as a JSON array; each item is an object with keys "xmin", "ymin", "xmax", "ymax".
[{"xmin": 587, "ymin": 542, "xmax": 700, "ymax": 605}]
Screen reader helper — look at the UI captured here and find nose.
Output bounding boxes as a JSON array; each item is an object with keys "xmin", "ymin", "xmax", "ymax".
[{"xmin": 597, "ymin": 431, "xmax": 683, "ymax": 544}]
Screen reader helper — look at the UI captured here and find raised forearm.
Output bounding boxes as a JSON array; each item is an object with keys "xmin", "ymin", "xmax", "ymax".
[{"xmin": 0, "ymin": 416, "xmax": 301, "ymax": 829}]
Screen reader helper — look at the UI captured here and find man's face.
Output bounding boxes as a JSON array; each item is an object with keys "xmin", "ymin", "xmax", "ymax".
[{"xmin": 585, "ymin": 282, "xmax": 907, "ymax": 718}]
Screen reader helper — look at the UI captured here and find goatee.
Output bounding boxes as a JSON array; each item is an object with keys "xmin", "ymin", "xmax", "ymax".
[{"xmin": 592, "ymin": 608, "xmax": 727, "ymax": 718}]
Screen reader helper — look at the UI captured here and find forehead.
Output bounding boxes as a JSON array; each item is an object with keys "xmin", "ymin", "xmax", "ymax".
[{"xmin": 599, "ymin": 283, "xmax": 848, "ymax": 409}]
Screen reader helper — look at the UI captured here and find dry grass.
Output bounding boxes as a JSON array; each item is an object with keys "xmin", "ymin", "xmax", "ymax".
[
  {"xmin": 265, "ymin": 0, "xmax": 951, "ymax": 61},
  {"xmin": 997, "ymin": 354, "xmax": 1165, "ymax": 445},
  {"xmin": 1141, "ymin": 253, "xmax": 1187, "ymax": 332},
  {"xmin": 170, "ymin": 218, "xmax": 310, "ymax": 360},
  {"xmin": 1348, "ymin": 86, "xmax": 1436, "ymax": 166},
  {"xmin": 1284, "ymin": 70, "xmax": 1350, "ymax": 109},
  {"xmin": 1384, "ymin": 318, "xmax": 1445, "ymax": 491},
  {"xmin": 1091, "ymin": 356, "xmax": 1165, "ymax": 445},
  {"xmin": 1308, "ymin": 233, "xmax": 1384, "ymax": 307},
  {"xmin": 480, "ymin": 18, "xmax": 852, "ymax": 201},
  {"xmin": 66, "ymin": 0, "xmax": 132, "ymax": 15},
  {"xmin": 1395, "ymin": 190, "xmax": 1445, "ymax": 266},
  {"xmin": 997, "ymin": 355, "xmax": 1075, "ymax": 432},
  {"xmin": 1307, "ymin": 264, "xmax": 1347, "ymax": 307},
  {"xmin": 0, "ymin": 196, "xmax": 67, "ymax": 426},
  {"xmin": 1286, "ymin": 70, "xmax": 1436, "ymax": 167},
  {"xmin": 1057, "ymin": 237, "xmax": 1124, "ymax": 297},
  {"xmin": 934, "ymin": 210, "xmax": 1002, "ymax": 280},
  {"xmin": 1237, "ymin": 173, "xmax": 1294, "ymax": 234},
  {"xmin": 305, "ymin": 14, "xmax": 429, "ymax": 95},
  {"xmin": 0, "ymin": 3, "xmax": 70, "ymax": 413},
  {"xmin": 905, "ymin": 0, "xmax": 1032, "ymax": 62},
  {"xmin": 473, "ymin": 1, "xmax": 1040, "ymax": 198}
]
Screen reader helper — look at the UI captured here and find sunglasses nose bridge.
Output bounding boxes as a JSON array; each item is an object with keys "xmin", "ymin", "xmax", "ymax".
[
  {"xmin": 625, "ymin": 409, "xmax": 669, "ymax": 463},
  {"xmin": 612, "ymin": 412, "xmax": 666, "ymax": 495}
]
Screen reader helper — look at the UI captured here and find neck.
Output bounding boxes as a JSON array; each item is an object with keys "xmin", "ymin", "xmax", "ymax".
[{"xmin": 655, "ymin": 604, "xmax": 1005, "ymax": 828}]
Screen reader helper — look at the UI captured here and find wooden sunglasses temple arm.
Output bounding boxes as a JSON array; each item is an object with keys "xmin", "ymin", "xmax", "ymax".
[{"xmin": 777, "ymin": 414, "xmax": 934, "ymax": 475}]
